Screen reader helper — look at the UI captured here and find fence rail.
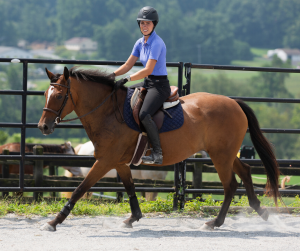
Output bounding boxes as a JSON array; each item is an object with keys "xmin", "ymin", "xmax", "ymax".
[{"xmin": 2, "ymin": 150, "xmax": 300, "ymax": 197}]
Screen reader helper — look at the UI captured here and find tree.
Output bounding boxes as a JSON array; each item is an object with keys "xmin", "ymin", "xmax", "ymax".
[
  {"xmin": 94, "ymin": 19, "xmax": 135, "ymax": 61},
  {"xmin": 0, "ymin": 1, "xmax": 18, "ymax": 46},
  {"xmin": 0, "ymin": 65, "xmax": 22, "ymax": 129},
  {"xmin": 283, "ymin": 18, "xmax": 300, "ymax": 49},
  {"xmin": 217, "ymin": 0, "xmax": 300, "ymax": 48},
  {"xmin": 179, "ymin": 9, "xmax": 235, "ymax": 64},
  {"xmin": 0, "ymin": 130, "xmax": 8, "ymax": 144},
  {"xmin": 233, "ymin": 40, "xmax": 253, "ymax": 61},
  {"xmin": 191, "ymin": 72, "xmax": 254, "ymax": 97},
  {"xmin": 243, "ymin": 103, "xmax": 297, "ymax": 159},
  {"xmin": 251, "ymin": 55, "xmax": 292, "ymax": 98}
]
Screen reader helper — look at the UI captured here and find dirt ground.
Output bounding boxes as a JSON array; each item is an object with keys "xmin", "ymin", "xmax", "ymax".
[{"xmin": 0, "ymin": 213, "xmax": 300, "ymax": 251}]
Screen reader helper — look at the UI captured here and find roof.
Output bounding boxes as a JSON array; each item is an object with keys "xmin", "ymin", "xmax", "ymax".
[
  {"xmin": 64, "ymin": 37, "xmax": 93, "ymax": 44},
  {"xmin": 0, "ymin": 46, "xmax": 15, "ymax": 53},
  {"xmin": 0, "ymin": 46, "xmax": 33, "ymax": 57},
  {"xmin": 278, "ymin": 48, "xmax": 300, "ymax": 55}
]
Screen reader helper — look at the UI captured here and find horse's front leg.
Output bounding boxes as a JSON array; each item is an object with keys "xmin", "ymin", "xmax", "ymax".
[
  {"xmin": 116, "ymin": 165, "xmax": 142, "ymax": 228},
  {"xmin": 41, "ymin": 160, "xmax": 111, "ymax": 231}
]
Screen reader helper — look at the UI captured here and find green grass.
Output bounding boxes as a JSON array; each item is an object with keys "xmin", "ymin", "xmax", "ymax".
[
  {"xmin": 231, "ymin": 57, "xmax": 270, "ymax": 67},
  {"xmin": 190, "ymin": 56, "xmax": 300, "ymax": 96},
  {"xmin": 285, "ymin": 73, "xmax": 300, "ymax": 97},
  {"xmin": 250, "ymin": 48, "xmax": 269, "ymax": 57},
  {"xmin": 1, "ymin": 194, "xmax": 299, "ymax": 217}
]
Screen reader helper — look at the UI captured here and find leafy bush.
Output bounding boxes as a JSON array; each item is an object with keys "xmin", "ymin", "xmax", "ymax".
[
  {"xmin": 12, "ymin": 133, "xmax": 21, "ymax": 143},
  {"xmin": 0, "ymin": 130, "xmax": 8, "ymax": 144},
  {"xmin": 233, "ymin": 40, "xmax": 253, "ymax": 61}
]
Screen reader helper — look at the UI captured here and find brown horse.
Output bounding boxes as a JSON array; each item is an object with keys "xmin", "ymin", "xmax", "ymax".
[
  {"xmin": 38, "ymin": 67, "xmax": 280, "ymax": 231},
  {"xmin": 0, "ymin": 142, "xmax": 75, "ymax": 174}
]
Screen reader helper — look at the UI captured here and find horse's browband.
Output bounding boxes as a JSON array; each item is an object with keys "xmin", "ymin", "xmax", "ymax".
[{"xmin": 50, "ymin": 82, "xmax": 70, "ymax": 88}]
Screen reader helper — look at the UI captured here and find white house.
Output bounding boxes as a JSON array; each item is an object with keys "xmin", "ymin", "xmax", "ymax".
[
  {"xmin": 267, "ymin": 48, "xmax": 300, "ymax": 64},
  {"xmin": 0, "ymin": 46, "xmax": 33, "ymax": 58},
  {"xmin": 64, "ymin": 37, "xmax": 97, "ymax": 51}
]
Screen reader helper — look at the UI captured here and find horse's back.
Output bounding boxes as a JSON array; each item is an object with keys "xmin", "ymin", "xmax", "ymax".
[
  {"xmin": 181, "ymin": 92, "xmax": 247, "ymax": 129},
  {"xmin": 0, "ymin": 143, "xmax": 21, "ymax": 152},
  {"xmin": 159, "ymin": 92, "xmax": 248, "ymax": 165}
]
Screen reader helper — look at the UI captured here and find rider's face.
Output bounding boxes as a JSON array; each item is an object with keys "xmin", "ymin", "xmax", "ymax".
[{"xmin": 140, "ymin": 21, "xmax": 154, "ymax": 36}]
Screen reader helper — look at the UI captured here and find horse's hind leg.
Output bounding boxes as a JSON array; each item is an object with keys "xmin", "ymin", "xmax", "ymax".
[
  {"xmin": 233, "ymin": 157, "xmax": 269, "ymax": 220},
  {"xmin": 204, "ymin": 162, "xmax": 238, "ymax": 230},
  {"xmin": 116, "ymin": 165, "xmax": 142, "ymax": 228}
]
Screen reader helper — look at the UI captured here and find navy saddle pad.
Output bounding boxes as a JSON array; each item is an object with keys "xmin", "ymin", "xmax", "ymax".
[{"xmin": 123, "ymin": 88, "xmax": 184, "ymax": 133}]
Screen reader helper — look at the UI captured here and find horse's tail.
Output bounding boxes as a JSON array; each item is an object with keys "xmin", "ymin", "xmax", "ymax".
[{"xmin": 235, "ymin": 99, "xmax": 281, "ymax": 205}]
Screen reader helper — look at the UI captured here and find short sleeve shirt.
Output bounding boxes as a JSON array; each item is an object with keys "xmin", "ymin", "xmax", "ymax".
[{"xmin": 131, "ymin": 31, "xmax": 168, "ymax": 76}]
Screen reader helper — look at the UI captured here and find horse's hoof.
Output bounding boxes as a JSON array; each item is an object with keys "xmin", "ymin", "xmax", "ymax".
[
  {"xmin": 260, "ymin": 209, "xmax": 269, "ymax": 221},
  {"xmin": 120, "ymin": 222, "xmax": 133, "ymax": 228},
  {"xmin": 200, "ymin": 223, "xmax": 214, "ymax": 231},
  {"xmin": 40, "ymin": 223, "xmax": 56, "ymax": 231}
]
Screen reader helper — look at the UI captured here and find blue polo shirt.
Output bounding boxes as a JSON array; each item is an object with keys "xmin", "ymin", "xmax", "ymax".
[{"xmin": 131, "ymin": 31, "xmax": 168, "ymax": 76}]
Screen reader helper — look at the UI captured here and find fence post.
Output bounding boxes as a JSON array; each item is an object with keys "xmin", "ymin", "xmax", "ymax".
[
  {"xmin": 173, "ymin": 163, "xmax": 179, "ymax": 210},
  {"xmin": 49, "ymin": 165, "xmax": 55, "ymax": 176},
  {"xmin": 33, "ymin": 145, "xmax": 43, "ymax": 201},
  {"xmin": 193, "ymin": 153, "xmax": 203, "ymax": 199},
  {"xmin": 116, "ymin": 173, "xmax": 123, "ymax": 202},
  {"xmin": 173, "ymin": 161, "xmax": 187, "ymax": 210},
  {"xmin": 48, "ymin": 165, "xmax": 56, "ymax": 198},
  {"xmin": 179, "ymin": 161, "xmax": 187, "ymax": 210},
  {"xmin": 2, "ymin": 149, "xmax": 10, "ymax": 198}
]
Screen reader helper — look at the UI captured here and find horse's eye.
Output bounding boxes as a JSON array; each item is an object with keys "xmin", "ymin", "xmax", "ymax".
[{"xmin": 57, "ymin": 95, "xmax": 63, "ymax": 100}]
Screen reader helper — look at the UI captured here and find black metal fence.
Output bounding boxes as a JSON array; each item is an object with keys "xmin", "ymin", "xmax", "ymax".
[{"xmin": 1, "ymin": 58, "xmax": 300, "ymax": 209}]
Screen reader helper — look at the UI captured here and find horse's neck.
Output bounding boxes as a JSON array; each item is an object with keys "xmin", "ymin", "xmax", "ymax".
[
  {"xmin": 72, "ymin": 80, "xmax": 126, "ymax": 142},
  {"xmin": 73, "ymin": 80, "xmax": 113, "ymax": 117}
]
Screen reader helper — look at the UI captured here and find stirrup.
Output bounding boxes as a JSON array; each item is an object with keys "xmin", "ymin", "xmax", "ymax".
[{"xmin": 142, "ymin": 151, "xmax": 163, "ymax": 164}]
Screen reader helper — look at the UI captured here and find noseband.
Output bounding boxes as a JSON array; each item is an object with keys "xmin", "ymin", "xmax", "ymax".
[{"xmin": 43, "ymin": 78, "xmax": 120, "ymax": 124}]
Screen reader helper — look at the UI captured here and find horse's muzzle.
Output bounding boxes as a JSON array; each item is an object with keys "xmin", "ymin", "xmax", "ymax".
[{"xmin": 38, "ymin": 122, "xmax": 55, "ymax": 135}]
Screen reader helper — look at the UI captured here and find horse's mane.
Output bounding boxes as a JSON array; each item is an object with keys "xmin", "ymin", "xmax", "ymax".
[{"xmin": 50, "ymin": 67, "xmax": 127, "ymax": 90}]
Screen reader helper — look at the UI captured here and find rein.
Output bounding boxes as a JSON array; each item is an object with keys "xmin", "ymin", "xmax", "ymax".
[{"xmin": 43, "ymin": 78, "xmax": 118, "ymax": 124}]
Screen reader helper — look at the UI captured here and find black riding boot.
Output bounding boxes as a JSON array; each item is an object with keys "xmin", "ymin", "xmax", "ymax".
[{"xmin": 141, "ymin": 114, "xmax": 163, "ymax": 164}]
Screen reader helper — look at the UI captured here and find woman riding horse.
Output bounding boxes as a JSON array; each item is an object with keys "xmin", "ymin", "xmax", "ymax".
[
  {"xmin": 113, "ymin": 6, "xmax": 170, "ymax": 165},
  {"xmin": 38, "ymin": 8, "xmax": 281, "ymax": 232}
]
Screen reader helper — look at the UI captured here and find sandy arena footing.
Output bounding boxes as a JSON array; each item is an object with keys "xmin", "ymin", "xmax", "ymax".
[{"xmin": 1, "ymin": 213, "xmax": 300, "ymax": 251}]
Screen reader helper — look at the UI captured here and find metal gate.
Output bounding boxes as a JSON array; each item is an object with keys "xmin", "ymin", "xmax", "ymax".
[{"xmin": 1, "ymin": 58, "xmax": 300, "ymax": 210}]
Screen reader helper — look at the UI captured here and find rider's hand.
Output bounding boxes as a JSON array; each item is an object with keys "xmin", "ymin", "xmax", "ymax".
[
  {"xmin": 115, "ymin": 78, "xmax": 128, "ymax": 91},
  {"xmin": 107, "ymin": 72, "xmax": 116, "ymax": 80}
]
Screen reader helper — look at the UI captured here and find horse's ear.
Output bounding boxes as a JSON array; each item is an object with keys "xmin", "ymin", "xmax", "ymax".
[
  {"xmin": 63, "ymin": 66, "xmax": 69, "ymax": 80},
  {"xmin": 65, "ymin": 141, "xmax": 72, "ymax": 149},
  {"xmin": 45, "ymin": 68, "xmax": 54, "ymax": 80}
]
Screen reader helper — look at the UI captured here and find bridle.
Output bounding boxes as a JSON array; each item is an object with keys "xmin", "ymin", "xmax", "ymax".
[
  {"xmin": 43, "ymin": 79, "xmax": 75, "ymax": 124},
  {"xmin": 43, "ymin": 78, "xmax": 124, "ymax": 124}
]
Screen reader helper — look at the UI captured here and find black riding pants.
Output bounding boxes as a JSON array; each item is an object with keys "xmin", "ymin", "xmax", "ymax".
[{"xmin": 130, "ymin": 76, "xmax": 171, "ymax": 121}]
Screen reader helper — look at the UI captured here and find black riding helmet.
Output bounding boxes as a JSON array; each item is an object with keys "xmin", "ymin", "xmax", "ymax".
[{"xmin": 137, "ymin": 6, "xmax": 159, "ymax": 35}]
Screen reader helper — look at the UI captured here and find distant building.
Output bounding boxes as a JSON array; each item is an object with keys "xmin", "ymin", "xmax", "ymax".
[
  {"xmin": 64, "ymin": 37, "xmax": 97, "ymax": 52},
  {"xmin": 0, "ymin": 46, "xmax": 33, "ymax": 58},
  {"xmin": 17, "ymin": 39, "xmax": 28, "ymax": 49},
  {"xmin": 267, "ymin": 48, "xmax": 300, "ymax": 64},
  {"xmin": 30, "ymin": 49, "xmax": 60, "ymax": 59},
  {"xmin": 29, "ymin": 42, "xmax": 56, "ymax": 51}
]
